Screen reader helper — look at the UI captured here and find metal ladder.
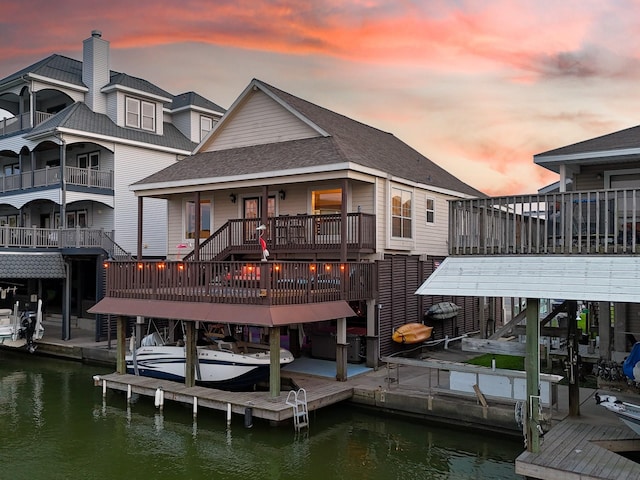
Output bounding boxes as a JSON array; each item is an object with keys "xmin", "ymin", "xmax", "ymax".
[{"xmin": 285, "ymin": 388, "xmax": 309, "ymax": 431}]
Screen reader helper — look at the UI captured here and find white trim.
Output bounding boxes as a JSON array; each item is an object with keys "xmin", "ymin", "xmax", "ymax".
[
  {"xmin": 535, "ymin": 147, "xmax": 640, "ymax": 164},
  {"xmin": 28, "ymin": 73, "xmax": 88, "ymax": 93},
  {"xmin": 604, "ymin": 167, "xmax": 640, "ymax": 189},
  {"xmin": 101, "ymin": 84, "xmax": 171, "ymax": 103},
  {"xmin": 416, "ymin": 255, "xmax": 640, "ymax": 303}
]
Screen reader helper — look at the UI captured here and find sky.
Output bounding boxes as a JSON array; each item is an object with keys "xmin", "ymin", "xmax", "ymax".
[{"xmin": 2, "ymin": 0, "xmax": 640, "ymax": 196}]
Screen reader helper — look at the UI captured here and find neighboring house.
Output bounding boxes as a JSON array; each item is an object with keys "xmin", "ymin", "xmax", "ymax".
[
  {"xmin": 0, "ymin": 31, "xmax": 225, "ymax": 339},
  {"xmin": 91, "ymin": 77, "xmax": 491, "ymax": 371},
  {"xmin": 415, "ymin": 121, "xmax": 640, "ymax": 453}
]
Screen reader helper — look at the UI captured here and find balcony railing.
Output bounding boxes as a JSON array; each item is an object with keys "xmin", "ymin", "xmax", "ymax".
[
  {"xmin": 1, "ymin": 165, "xmax": 114, "ymax": 193},
  {"xmin": 0, "ymin": 226, "xmax": 117, "ymax": 251},
  {"xmin": 0, "ymin": 111, "xmax": 54, "ymax": 136},
  {"xmin": 103, "ymin": 260, "xmax": 376, "ymax": 306},
  {"xmin": 449, "ymin": 189, "xmax": 640, "ymax": 255},
  {"xmin": 187, "ymin": 213, "xmax": 376, "ymax": 261}
]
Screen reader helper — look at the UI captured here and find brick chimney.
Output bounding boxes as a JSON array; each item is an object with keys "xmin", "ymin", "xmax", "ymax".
[{"xmin": 82, "ymin": 30, "xmax": 109, "ymax": 114}]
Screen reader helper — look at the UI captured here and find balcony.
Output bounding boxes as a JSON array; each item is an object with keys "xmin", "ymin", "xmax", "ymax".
[
  {"xmin": 449, "ymin": 189, "xmax": 640, "ymax": 255},
  {"xmin": 0, "ymin": 226, "xmax": 116, "ymax": 251},
  {"xmin": 0, "ymin": 111, "xmax": 54, "ymax": 136},
  {"xmin": 0, "ymin": 165, "xmax": 114, "ymax": 194},
  {"xmin": 188, "ymin": 213, "xmax": 376, "ymax": 260},
  {"xmin": 103, "ymin": 260, "xmax": 376, "ymax": 306}
]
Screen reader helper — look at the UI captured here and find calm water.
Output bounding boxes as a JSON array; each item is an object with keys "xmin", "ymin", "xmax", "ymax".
[{"xmin": 0, "ymin": 351, "xmax": 523, "ymax": 480}]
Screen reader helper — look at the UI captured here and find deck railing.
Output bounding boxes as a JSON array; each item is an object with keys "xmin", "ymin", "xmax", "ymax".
[
  {"xmin": 0, "ymin": 226, "xmax": 117, "ymax": 251},
  {"xmin": 186, "ymin": 212, "xmax": 376, "ymax": 261},
  {"xmin": 0, "ymin": 111, "xmax": 54, "ymax": 136},
  {"xmin": 1, "ymin": 165, "xmax": 113, "ymax": 193},
  {"xmin": 103, "ymin": 260, "xmax": 376, "ymax": 305},
  {"xmin": 449, "ymin": 189, "xmax": 640, "ymax": 255}
]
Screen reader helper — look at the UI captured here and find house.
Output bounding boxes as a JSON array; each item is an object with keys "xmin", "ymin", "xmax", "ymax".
[
  {"xmin": 0, "ymin": 31, "xmax": 225, "ymax": 339},
  {"xmin": 416, "ymin": 123, "xmax": 640, "ymax": 452},
  {"xmin": 90, "ymin": 77, "xmax": 491, "ymax": 386}
]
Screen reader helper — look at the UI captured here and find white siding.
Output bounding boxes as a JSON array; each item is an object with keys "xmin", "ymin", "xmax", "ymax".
[
  {"xmin": 32, "ymin": 79, "xmax": 85, "ymax": 104},
  {"xmin": 171, "ymin": 111, "xmax": 191, "ymax": 141},
  {"xmin": 206, "ymin": 91, "xmax": 319, "ymax": 152},
  {"xmin": 112, "ymin": 144, "xmax": 175, "ymax": 256}
]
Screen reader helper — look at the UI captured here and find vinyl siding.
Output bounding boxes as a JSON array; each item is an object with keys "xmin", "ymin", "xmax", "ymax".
[
  {"xmin": 205, "ymin": 91, "xmax": 319, "ymax": 152},
  {"xmin": 113, "ymin": 144, "xmax": 174, "ymax": 256}
]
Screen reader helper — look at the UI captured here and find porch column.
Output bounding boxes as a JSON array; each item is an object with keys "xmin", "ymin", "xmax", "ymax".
[
  {"xmin": 365, "ymin": 299, "xmax": 379, "ymax": 369},
  {"xmin": 614, "ymin": 302, "xmax": 627, "ymax": 355},
  {"xmin": 62, "ymin": 260, "xmax": 71, "ymax": 340},
  {"xmin": 30, "ymin": 89, "xmax": 36, "ymax": 127},
  {"xmin": 336, "ymin": 317, "xmax": 348, "ymax": 381},
  {"xmin": 137, "ymin": 196, "xmax": 143, "ymax": 260},
  {"xmin": 194, "ymin": 192, "xmax": 200, "ymax": 260},
  {"xmin": 116, "ymin": 316, "xmax": 127, "ymax": 374},
  {"xmin": 525, "ymin": 297, "xmax": 540, "ymax": 453},
  {"xmin": 185, "ymin": 321, "xmax": 197, "ymax": 387},
  {"xmin": 598, "ymin": 301, "xmax": 611, "ymax": 361},
  {"xmin": 340, "ymin": 179, "xmax": 348, "ymax": 262},
  {"xmin": 567, "ymin": 300, "xmax": 580, "ymax": 417},
  {"xmin": 269, "ymin": 326, "xmax": 281, "ymax": 398}
]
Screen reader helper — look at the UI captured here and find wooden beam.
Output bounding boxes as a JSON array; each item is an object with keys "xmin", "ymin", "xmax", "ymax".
[
  {"xmin": 185, "ymin": 321, "xmax": 196, "ymax": 387},
  {"xmin": 462, "ymin": 337, "xmax": 526, "ymax": 356},
  {"xmin": 473, "ymin": 384, "xmax": 488, "ymax": 407},
  {"xmin": 269, "ymin": 326, "xmax": 281, "ymax": 398},
  {"xmin": 116, "ymin": 315, "xmax": 127, "ymax": 374},
  {"xmin": 489, "ymin": 309, "xmax": 526, "ymax": 339},
  {"xmin": 526, "ymin": 298, "xmax": 540, "ymax": 453}
]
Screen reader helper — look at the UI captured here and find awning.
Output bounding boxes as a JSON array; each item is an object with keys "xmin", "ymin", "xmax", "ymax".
[
  {"xmin": 415, "ymin": 255, "xmax": 640, "ymax": 303},
  {"xmin": 88, "ymin": 297, "xmax": 356, "ymax": 327},
  {"xmin": 0, "ymin": 252, "xmax": 66, "ymax": 278}
]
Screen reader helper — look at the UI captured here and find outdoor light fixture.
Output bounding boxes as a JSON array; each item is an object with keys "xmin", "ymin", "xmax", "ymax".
[
  {"xmin": 279, "ymin": 189, "xmax": 286, "ymax": 200},
  {"xmin": 229, "ymin": 193, "xmax": 236, "ymax": 203}
]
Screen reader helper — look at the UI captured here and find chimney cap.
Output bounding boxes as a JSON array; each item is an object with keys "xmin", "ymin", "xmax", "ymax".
[{"xmin": 91, "ymin": 30, "xmax": 102, "ymax": 38}]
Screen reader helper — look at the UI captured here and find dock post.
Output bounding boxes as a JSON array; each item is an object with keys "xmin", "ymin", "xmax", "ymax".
[
  {"xmin": 526, "ymin": 298, "xmax": 541, "ymax": 453},
  {"xmin": 193, "ymin": 396, "xmax": 198, "ymax": 417},
  {"xmin": 227, "ymin": 403, "xmax": 232, "ymax": 426}
]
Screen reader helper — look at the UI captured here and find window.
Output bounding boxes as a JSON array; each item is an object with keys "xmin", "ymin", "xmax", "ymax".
[
  {"xmin": 200, "ymin": 116, "xmax": 213, "ymax": 141},
  {"xmin": 3, "ymin": 164, "xmax": 19, "ymax": 176},
  {"xmin": 185, "ymin": 199, "xmax": 211, "ymax": 239},
  {"xmin": 426, "ymin": 196, "xmax": 435, "ymax": 224},
  {"xmin": 312, "ymin": 189, "xmax": 342, "ymax": 214},
  {"xmin": 391, "ymin": 187, "xmax": 412, "ymax": 238},
  {"xmin": 77, "ymin": 152, "xmax": 99, "ymax": 169},
  {"xmin": 126, "ymin": 96, "xmax": 155, "ymax": 131}
]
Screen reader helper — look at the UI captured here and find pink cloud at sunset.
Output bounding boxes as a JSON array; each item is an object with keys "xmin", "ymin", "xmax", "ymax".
[{"xmin": 2, "ymin": 0, "xmax": 640, "ymax": 195}]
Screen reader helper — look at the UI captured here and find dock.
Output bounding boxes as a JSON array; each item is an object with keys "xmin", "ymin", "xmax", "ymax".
[
  {"xmin": 516, "ymin": 414, "xmax": 640, "ymax": 479},
  {"xmin": 93, "ymin": 371, "xmax": 354, "ymax": 423}
]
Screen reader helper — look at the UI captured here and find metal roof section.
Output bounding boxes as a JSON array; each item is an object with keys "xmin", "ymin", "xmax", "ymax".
[
  {"xmin": 415, "ymin": 255, "xmax": 640, "ymax": 303},
  {"xmin": 171, "ymin": 91, "xmax": 226, "ymax": 115},
  {"xmin": 0, "ymin": 252, "xmax": 66, "ymax": 278},
  {"xmin": 25, "ymin": 102, "xmax": 197, "ymax": 152},
  {"xmin": 102, "ymin": 72, "xmax": 173, "ymax": 102},
  {"xmin": 88, "ymin": 297, "xmax": 356, "ymax": 327},
  {"xmin": 0, "ymin": 54, "xmax": 84, "ymax": 88}
]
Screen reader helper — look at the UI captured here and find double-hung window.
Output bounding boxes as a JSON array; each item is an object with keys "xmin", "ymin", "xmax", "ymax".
[
  {"xmin": 426, "ymin": 196, "xmax": 435, "ymax": 224},
  {"xmin": 200, "ymin": 116, "xmax": 213, "ymax": 141},
  {"xmin": 126, "ymin": 97, "xmax": 155, "ymax": 131},
  {"xmin": 391, "ymin": 187, "xmax": 412, "ymax": 238},
  {"xmin": 185, "ymin": 200, "xmax": 212, "ymax": 239}
]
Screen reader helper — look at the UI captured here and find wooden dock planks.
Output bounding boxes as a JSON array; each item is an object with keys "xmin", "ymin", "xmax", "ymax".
[
  {"xmin": 94, "ymin": 372, "xmax": 353, "ymax": 424},
  {"xmin": 516, "ymin": 420, "xmax": 640, "ymax": 479}
]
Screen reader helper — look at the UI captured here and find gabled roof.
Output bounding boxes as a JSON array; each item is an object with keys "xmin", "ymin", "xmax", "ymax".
[
  {"xmin": 535, "ymin": 124, "xmax": 640, "ymax": 159},
  {"xmin": 134, "ymin": 79, "xmax": 485, "ymax": 197},
  {"xmin": 104, "ymin": 72, "xmax": 173, "ymax": 101},
  {"xmin": 171, "ymin": 91, "xmax": 226, "ymax": 115},
  {"xmin": 25, "ymin": 102, "xmax": 196, "ymax": 151}
]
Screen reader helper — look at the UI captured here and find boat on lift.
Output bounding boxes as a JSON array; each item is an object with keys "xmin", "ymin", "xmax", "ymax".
[
  {"xmin": 126, "ymin": 329, "xmax": 295, "ymax": 391},
  {"xmin": 0, "ymin": 300, "xmax": 44, "ymax": 353},
  {"xmin": 596, "ymin": 392, "xmax": 640, "ymax": 436}
]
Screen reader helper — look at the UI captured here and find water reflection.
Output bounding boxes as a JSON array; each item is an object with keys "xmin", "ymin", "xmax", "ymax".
[{"xmin": 1, "ymin": 350, "xmax": 522, "ymax": 479}]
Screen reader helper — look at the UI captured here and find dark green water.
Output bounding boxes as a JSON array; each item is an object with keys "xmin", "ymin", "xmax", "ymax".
[{"xmin": 0, "ymin": 351, "xmax": 523, "ymax": 479}]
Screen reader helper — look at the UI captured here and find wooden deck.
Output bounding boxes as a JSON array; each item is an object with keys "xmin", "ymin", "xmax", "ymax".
[
  {"xmin": 93, "ymin": 372, "xmax": 353, "ymax": 424},
  {"xmin": 516, "ymin": 418, "xmax": 640, "ymax": 479}
]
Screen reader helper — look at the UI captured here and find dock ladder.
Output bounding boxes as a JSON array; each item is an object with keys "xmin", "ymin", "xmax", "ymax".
[{"xmin": 286, "ymin": 388, "xmax": 309, "ymax": 431}]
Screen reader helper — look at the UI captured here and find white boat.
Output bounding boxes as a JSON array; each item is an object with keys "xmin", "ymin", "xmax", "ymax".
[
  {"xmin": 596, "ymin": 392, "xmax": 640, "ymax": 436},
  {"xmin": 0, "ymin": 300, "xmax": 44, "ymax": 353},
  {"xmin": 126, "ymin": 332, "xmax": 295, "ymax": 391}
]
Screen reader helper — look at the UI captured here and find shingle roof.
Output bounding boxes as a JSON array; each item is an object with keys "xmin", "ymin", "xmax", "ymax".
[
  {"xmin": 26, "ymin": 102, "xmax": 197, "ymax": 151},
  {"xmin": 0, "ymin": 252, "xmax": 66, "ymax": 278},
  {"xmin": 536, "ymin": 124, "xmax": 640, "ymax": 158},
  {"xmin": 0, "ymin": 54, "xmax": 84, "ymax": 87},
  {"xmin": 135, "ymin": 79, "xmax": 485, "ymax": 197},
  {"xmin": 105, "ymin": 72, "xmax": 173, "ymax": 100},
  {"xmin": 171, "ymin": 91, "xmax": 226, "ymax": 114}
]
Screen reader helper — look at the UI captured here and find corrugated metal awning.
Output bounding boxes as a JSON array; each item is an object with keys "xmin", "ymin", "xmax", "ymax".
[
  {"xmin": 88, "ymin": 297, "xmax": 356, "ymax": 327},
  {"xmin": 415, "ymin": 255, "xmax": 640, "ymax": 303},
  {"xmin": 0, "ymin": 252, "xmax": 66, "ymax": 278}
]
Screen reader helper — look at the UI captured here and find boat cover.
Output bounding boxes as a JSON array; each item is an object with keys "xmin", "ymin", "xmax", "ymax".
[{"xmin": 623, "ymin": 342, "xmax": 640, "ymax": 380}]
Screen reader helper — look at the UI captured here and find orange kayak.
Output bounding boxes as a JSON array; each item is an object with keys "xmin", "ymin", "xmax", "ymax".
[{"xmin": 392, "ymin": 323, "xmax": 433, "ymax": 344}]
